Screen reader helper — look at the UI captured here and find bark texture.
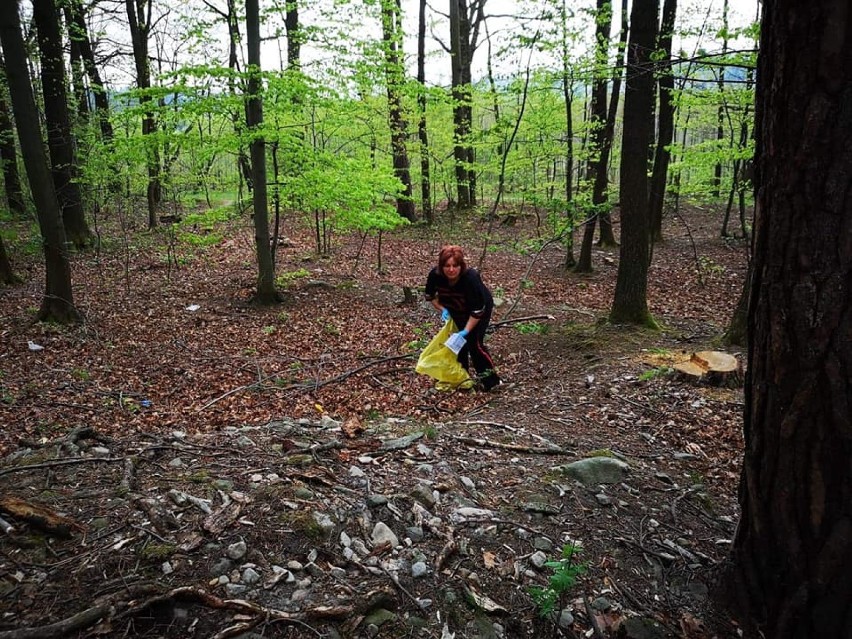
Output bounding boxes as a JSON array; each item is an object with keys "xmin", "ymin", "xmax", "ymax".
[
  {"xmin": 730, "ymin": 1, "xmax": 852, "ymax": 636},
  {"xmin": 609, "ymin": 0, "xmax": 657, "ymax": 326}
]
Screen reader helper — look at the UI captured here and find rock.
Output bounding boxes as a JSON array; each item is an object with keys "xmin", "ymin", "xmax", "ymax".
[
  {"xmin": 367, "ymin": 494, "xmax": 388, "ymax": 507},
  {"xmin": 364, "ymin": 608, "xmax": 397, "ymax": 626},
  {"xmin": 371, "ymin": 522, "xmax": 399, "ymax": 548},
  {"xmin": 210, "ymin": 558, "xmax": 233, "ymax": 577},
  {"xmin": 380, "ymin": 432, "xmax": 423, "ymax": 451},
  {"xmin": 411, "ymin": 561, "xmax": 429, "ymax": 578},
  {"xmin": 530, "ymin": 551, "xmax": 548, "ymax": 569},
  {"xmin": 226, "ymin": 541, "xmax": 247, "ymax": 560},
  {"xmin": 241, "ymin": 567, "xmax": 261, "ymax": 585},
  {"xmin": 556, "ymin": 458, "xmax": 631, "ymax": 486},
  {"xmin": 616, "ymin": 616, "xmax": 667, "ymax": 639}
]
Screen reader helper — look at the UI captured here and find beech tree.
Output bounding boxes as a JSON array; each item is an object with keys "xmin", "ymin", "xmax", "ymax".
[
  {"xmin": 729, "ymin": 1, "xmax": 852, "ymax": 636},
  {"xmin": 33, "ymin": 0, "xmax": 92, "ymax": 249},
  {"xmin": 609, "ymin": 0, "xmax": 657, "ymax": 326},
  {"xmin": 379, "ymin": 0, "xmax": 415, "ymax": 221},
  {"xmin": 245, "ymin": 0, "xmax": 280, "ymax": 304},
  {"xmin": 0, "ymin": 55, "xmax": 25, "ymax": 215},
  {"xmin": 0, "ymin": 0, "xmax": 80, "ymax": 323}
]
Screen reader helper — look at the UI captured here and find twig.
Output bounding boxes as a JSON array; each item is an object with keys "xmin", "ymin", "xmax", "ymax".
[
  {"xmin": 447, "ymin": 434, "xmax": 569, "ymax": 455},
  {"xmin": 490, "ymin": 314, "xmax": 555, "ymax": 330},
  {"xmin": 583, "ymin": 593, "xmax": 607, "ymax": 639}
]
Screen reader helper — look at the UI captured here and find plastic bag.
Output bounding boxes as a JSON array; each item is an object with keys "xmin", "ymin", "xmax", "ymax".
[{"xmin": 415, "ymin": 321, "xmax": 473, "ymax": 389}]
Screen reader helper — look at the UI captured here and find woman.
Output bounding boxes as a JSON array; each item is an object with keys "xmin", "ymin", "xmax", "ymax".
[{"xmin": 424, "ymin": 245, "xmax": 501, "ymax": 391}]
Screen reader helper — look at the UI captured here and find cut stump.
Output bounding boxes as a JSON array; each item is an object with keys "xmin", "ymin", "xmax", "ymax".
[{"xmin": 672, "ymin": 351, "xmax": 742, "ymax": 388}]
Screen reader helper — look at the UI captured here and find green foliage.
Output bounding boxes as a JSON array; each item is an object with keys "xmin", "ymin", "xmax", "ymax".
[
  {"xmin": 528, "ymin": 543, "xmax": 586, "ymax": 618},
  {"xmin": 638, "ymin": 366, "xmax": 674, "ymax": 382},
  {"xmin": 515, "ymin": 321, "xmax": 548, "ymax": 335},
  {"xmin": 275, "ymin": 268, "xmax": 311, "ymax": 288}
]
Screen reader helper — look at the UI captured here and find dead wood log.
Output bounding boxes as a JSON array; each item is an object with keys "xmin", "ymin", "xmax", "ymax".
[
  {"xmin": 672, "ymin": 350, "xmax": 743, "ymax": 387},
  {"xmin": 0, "ymin": 496, "xmax": 84, "ymax": 538}
]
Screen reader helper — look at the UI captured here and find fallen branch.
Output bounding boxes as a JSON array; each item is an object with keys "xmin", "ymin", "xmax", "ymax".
[
  {"xmin": 0, "ymin": 456, "xmax": 125, "ymax": 478},
  {"xmin": 447, "ymin": 434, "xmax": 570, "ymax": 455},
  {"xmin": 490, "ymin": 314, "xmax": 555, "ymax": 330},
  {"xmin": 0, "ymin": 604, "xmax": 112, "ymax": 639}
]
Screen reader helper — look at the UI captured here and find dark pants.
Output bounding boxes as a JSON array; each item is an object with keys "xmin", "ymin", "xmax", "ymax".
[{"xmin": 453, "ymin": 307, "xmax": 500, "ymax": 390}]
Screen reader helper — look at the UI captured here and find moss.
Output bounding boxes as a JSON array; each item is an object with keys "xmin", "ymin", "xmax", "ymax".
[{"xmin": 139, "ymin": 542, "xmax": 177, "ymax": 560}]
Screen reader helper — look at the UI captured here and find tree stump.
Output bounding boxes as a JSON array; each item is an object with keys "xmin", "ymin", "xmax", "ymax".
[{"xmin": 672, "ymin": 351, "xmax": 743, "ymax": 388}]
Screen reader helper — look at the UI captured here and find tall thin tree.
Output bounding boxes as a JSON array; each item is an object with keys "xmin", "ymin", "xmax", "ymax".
[
  {"xmin": 648, "ymin": 0, "xmax": 677, "ymax": 243},
  {"xmin": 0, "ymin": 55, "xmax": 25, "ymax": 215},
  {"xmin": 125, "ymin": 0, "xmax": 161, "ymax": 228},
  {"xmin": 245, "ymin": 0, "xmax": 279, "ymax": 304},
  {"xmin": 416, "ymin": 0, "xmax": 432, "ymax": 222},
  {"xmin": 380, "ymin": 0, "xmax": 416, "ymax": 221}
]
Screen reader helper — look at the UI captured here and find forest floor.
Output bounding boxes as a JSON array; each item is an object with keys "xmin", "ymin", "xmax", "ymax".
[{"xmin": 0, "ymin": 203, "xmax": 750, "ymax": 639}]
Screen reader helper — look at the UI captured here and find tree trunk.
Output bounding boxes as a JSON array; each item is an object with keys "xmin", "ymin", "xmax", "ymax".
[
  {"xmin": 609, "ymin": 0, "xmax": 657, "ymax": 326},
  {"xmin": 559, "ymin": 0, "xmax": 575, "ymax": 270},
  {"xmin": 381, "ymin": 0, "xmax": 416, "ymax": 222},
  {"xmin": 729, "ymin": 2, "xmax": 852, "ymax": 637},
  {"xmin": 66, "ymin": 0, "xmax": 113, "ymax": 142},
  {"xmin": 33, "ymin": 0, "xmax": 91, "ymax": 250},
  {"xmin": 575, "ymin": 0, "xmax": 612, "ymax": 273},
  {"xmin": 449, "ymin": 0, "xmax": 479, "ymax": 209},
  {"xmin": 712, "ymin": 0, "xmax": 729, "ymax": 199},
  {"xmin": 596, "ymin": 0, "xmax": 627, "ymax": 248},
  {"xmin": 0, "ymin": 0, "xmax": 80, "ymax": 323},
  {"xmin": 648, "ymin": 0, "xmax": 677, "ymax": 244},
  {"xmin": 0, "ymin": 56, "xmax": 25, "ymax": 215},
  {"xmin": 723, "ymin": 262, "xmax": 749, "ymax": 346},
  {"xmin": 416, "ymin": 0, "xmax": 432, "ymax": 222},
  {"xmin": 125, "ymin": 0, "xmax": 160, "ymax": 229},
  {"xmin": 0, "ymin": 233, "xmax": 16, "ymax": 284},
  {"xmin": 245, "ymin": 0, "xmax": 279, "ymax": 305}
]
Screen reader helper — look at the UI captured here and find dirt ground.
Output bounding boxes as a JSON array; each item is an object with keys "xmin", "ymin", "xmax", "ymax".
[{"xmin": 0, "ymin": 204, "xmax": 750, "ymax": 638}]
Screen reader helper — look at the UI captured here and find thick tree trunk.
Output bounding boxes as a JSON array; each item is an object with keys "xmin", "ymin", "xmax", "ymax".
[
  {"xmin": 0, "ymin": 59, "xmax": 25, "ymax": 215},
  {"xmin": 245, "ymin": 0, "xmax": 279, "ymax": 305},
  {"xmin": 0, "ymin": 0, "xmax": 80, "ymax": 323},
  {"xmin": 381, "ymin": 0, "xmax": 416, "ymax": 222},
  {"xmin": 648, "ymin": 0, "xmax": 677, "ymax": 243},
  {"xmin": 729, "ymin": 2, "xmax": 852, "ymax": 637},
  {"xmin": 609, "ymin": 0, "xmax": 657, "ymax": 326},
  {"xmin": 33, "ymin": 0, "xmax": 91, "ymax": 250}
]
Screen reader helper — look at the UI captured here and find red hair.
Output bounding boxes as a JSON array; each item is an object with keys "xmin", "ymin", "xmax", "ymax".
[{"xmin": 438, "ymin": 245, "xmax": 467, "ymax": 273}]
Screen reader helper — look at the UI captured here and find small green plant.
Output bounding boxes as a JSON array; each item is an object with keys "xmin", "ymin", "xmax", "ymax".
[
  {"xmin": 406, "ymin": 322, "xmax": 433, "ymax": 351},
  {"xmin": 528, "ymin": 543, "xmax": 586, "ymax": 618},
  {"xmin": 275, "ymin": 268, "xmax": 311, "ymax": 288},
  {"xmin": 262, "ymin": 325, "xmax": 277, "ymax": 335},
  {"xmin": 520, "ymin": 278, "xmax": 535, "ymax": 290},
  {"xmin": 515, "ymin": 321, "xmax": 547, "ymax": 335},
  {"xmin": 698, "ymin": 255, "xmax": 725, "ymax": 276},
  {"xmin": 71, "ymin": 368, "xmax": 91, "ymax": 381},
  {"xmin": 638, "ymin": 366, "xmax": 673, "ymax": 382}
]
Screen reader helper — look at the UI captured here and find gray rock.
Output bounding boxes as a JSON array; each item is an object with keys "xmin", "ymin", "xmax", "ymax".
[
  {"xmin": 287, "ymin": 560, "xmax": 303, "ymax": 572},
  {"xmin": 380, "ymin": 432, "xmax": 423, "ymax": 451},
  {"xmin": 226, "ymin": 541, "xmax": 247, "ymax": 560},
  {"xmin": 595, "ymin": 493, "xmax": 613, "ymax": 506},
  {"xmin": 371, "ymin": 522, "xmax": 399, "ymax": 548},
  {"xmin": 620, "ymin": 617, "xmax": 667, "ymax": 639},
  {"xmin": 224, "ymin": 583, "xmax": 248, "ymax": 597},
  {"xmin": 556, "ymin": 457, "xmax": 631, "ymax": 486},
  {"xmin": 411, "ymin": 561, "xmax": 429, "ymax": 578},
  {"xmin": 312, "ymin": 512, "xmax": 336, "ymax": 537},
  {"xmin": 530, "ymin": 551, "xmax": 549, "ymax": 569},
  {"xmin": 210, "ymin": 558, "xmax": 233, "ymax": 577},
  {"xmin": 241, "ymin": 567, "xmax": 261, "ymax": 585},
  {"xmin": 366, "ymin": 494, "xmax": 388, "ymax": 507},
  {"xmin": 168, "ymin": 457, "xmax": 184, "ymax": 468},
  {"xmin": 533, "ymin": 537, "xmax": 554, "ymax": 552}
]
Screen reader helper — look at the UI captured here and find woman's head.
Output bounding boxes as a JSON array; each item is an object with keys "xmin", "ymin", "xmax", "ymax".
[{"xmin": 438, "ymin": 245, "xmax": 467, "ymax": 280}]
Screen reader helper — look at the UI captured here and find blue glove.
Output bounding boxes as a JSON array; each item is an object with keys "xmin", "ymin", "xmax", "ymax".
[
  {"xmin": 459, "ymin": 328, "xmax": 469, "ymax": 337},
  {"xmin": 441, "ymin": 308, "xmax": 451, "ymax": 322}
]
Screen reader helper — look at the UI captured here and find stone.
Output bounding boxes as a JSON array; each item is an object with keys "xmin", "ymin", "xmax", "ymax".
[
  {"xmin": 226, "ymin": 541, "xmax": 247, "ymax": 560},
  {"xmin": 556, "ymin": 458, "xmax": 631, "ymax": 486},
  {"xmin": 371, "ymin": 522, "xmax": 399, "ymax": 548}
]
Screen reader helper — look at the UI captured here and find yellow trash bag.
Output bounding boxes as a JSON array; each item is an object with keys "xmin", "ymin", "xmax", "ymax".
[{"xmin": 415, "ymin": 321, "xmax": 474, "ymax": 390}]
